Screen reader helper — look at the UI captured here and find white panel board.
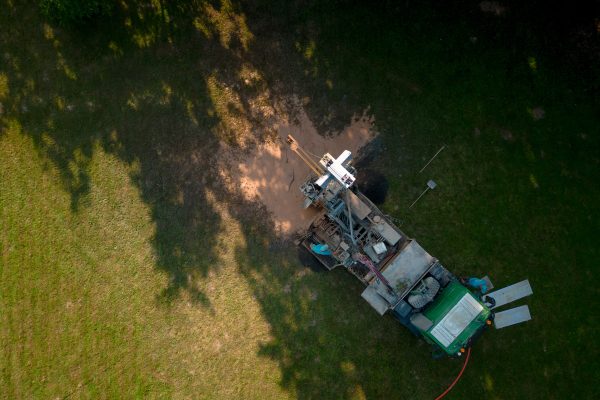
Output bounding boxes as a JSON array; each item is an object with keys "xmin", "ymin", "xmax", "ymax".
[
  {"xmin": 361, "ymin": 286, "xmax": 390, "ymax": 315},
  {"xmin": 486, "ymin": 279, "xmax": 533, "ymax": 309},
  {"xmin": 494, "ymin": 305, "xmax": 531, "ymax": 329},
  {"xmin": 378, "ymin": 222, "xmax": 402, "ymax": 246}
]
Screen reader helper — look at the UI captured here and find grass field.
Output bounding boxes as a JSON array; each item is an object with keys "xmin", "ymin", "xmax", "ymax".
[{"xmin": 1, "ymin": 0, "xmax": 599, "ymax": 399}]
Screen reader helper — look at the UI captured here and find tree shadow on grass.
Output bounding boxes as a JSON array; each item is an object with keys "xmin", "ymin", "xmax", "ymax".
[
  {"xmin": 0, "ymin": 0, "xmax": 475, "ymax": 398},
  {"xmin": 0, "ymin": 0, "xmax": 292, "ymax": 307},
  {"xmin": 233, "ymin": 231, "xmax": 453, "ymax": 399}
]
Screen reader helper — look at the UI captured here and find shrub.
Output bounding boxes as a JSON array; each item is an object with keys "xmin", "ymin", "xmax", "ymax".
[{"xmin": 40, "ymin": 0, "xmax": 114, "ymax": 27}]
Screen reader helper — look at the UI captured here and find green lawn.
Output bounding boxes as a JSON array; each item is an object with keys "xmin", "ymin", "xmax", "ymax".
[{"xmin": 1, "ymin": 0, "xmax": 599, "ymax": 399}]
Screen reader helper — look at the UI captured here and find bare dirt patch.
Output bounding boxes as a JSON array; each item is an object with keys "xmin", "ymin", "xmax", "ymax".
[
  {"xmin": 500, "ymin": 129, "xmax": 514, "ymax": 141},
  {"xmin": 480, "ymin": 1, "xmax": 506, "ymax": 16},
  {"xmin": 219, "ymin": 96, "xmax": 377, "ymax": 233},
  {"xmin": 533, "ymin": 107, "xmax": 545, "ymax": 120}
]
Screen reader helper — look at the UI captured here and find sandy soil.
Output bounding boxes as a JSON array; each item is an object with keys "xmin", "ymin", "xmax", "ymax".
[{"xmin": 219, "ymin": 97, "xmax": 377, "ymax": 233}]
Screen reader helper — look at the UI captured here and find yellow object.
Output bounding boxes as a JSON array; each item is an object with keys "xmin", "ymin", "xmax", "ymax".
[{"xmin": 285, "ymin": 135, "xmax": 324, "ymax": 176}]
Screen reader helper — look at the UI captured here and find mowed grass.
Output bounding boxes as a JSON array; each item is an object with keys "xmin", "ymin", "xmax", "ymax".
[
  {"xmin": 1, "ymin": 0, "xmax": 600, "ymax": 399},
  {"xmin": 0, "ymin": 123, "xmax": 288, "ymax": 398}
]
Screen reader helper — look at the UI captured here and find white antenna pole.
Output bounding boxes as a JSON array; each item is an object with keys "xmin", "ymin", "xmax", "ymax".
[
  {"xmin": 420, "ymin": 143, "xmax": 448, "ymax": 173},
  {"xmin": 409, "ymin": 181, "xmax": 437, "ymax": 209},
  {"xmin": 409, "ymin": 187, "xmax": 430, "ymax": 209}
]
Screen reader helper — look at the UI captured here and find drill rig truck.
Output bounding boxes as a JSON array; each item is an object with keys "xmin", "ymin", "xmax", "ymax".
[{"xmin": 286, "ymin": 135, "xmax": 496, "ymax": 359}]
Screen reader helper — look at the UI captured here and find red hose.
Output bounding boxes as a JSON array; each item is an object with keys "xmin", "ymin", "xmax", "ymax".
[
  {"xmin": 435, "ymin": 347, "xmax": 471, "ymax": 400},
  {"xmin": 381, "ymin": 252, "xmax": 394, "ymax": 261}
]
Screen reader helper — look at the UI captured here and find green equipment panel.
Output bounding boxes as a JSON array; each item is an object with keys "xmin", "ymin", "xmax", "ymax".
[{"xmin": 420, "ymin": 282, "xmax": 492, "ymax": 355}]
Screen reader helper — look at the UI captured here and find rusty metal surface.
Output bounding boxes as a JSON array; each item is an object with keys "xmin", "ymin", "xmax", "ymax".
[{"xmin": 381, "ymin": 241, "xmax": 436, "ymax": 298}]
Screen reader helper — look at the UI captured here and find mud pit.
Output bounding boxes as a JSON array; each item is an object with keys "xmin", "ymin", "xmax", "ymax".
[{"xmin": 221, "ymin": 99, "xmax": 377, "ymax": 233}]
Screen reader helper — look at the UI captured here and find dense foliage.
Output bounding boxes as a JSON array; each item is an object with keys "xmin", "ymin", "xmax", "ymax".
[{"xmin": 40, "ymin": 0, "xmax": 113, "ymax": 27}]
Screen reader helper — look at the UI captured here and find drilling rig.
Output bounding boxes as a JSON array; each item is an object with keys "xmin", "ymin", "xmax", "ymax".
[{"xmin": 287, "ymin": 135, "xmax": 532, "ymax": 358}]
